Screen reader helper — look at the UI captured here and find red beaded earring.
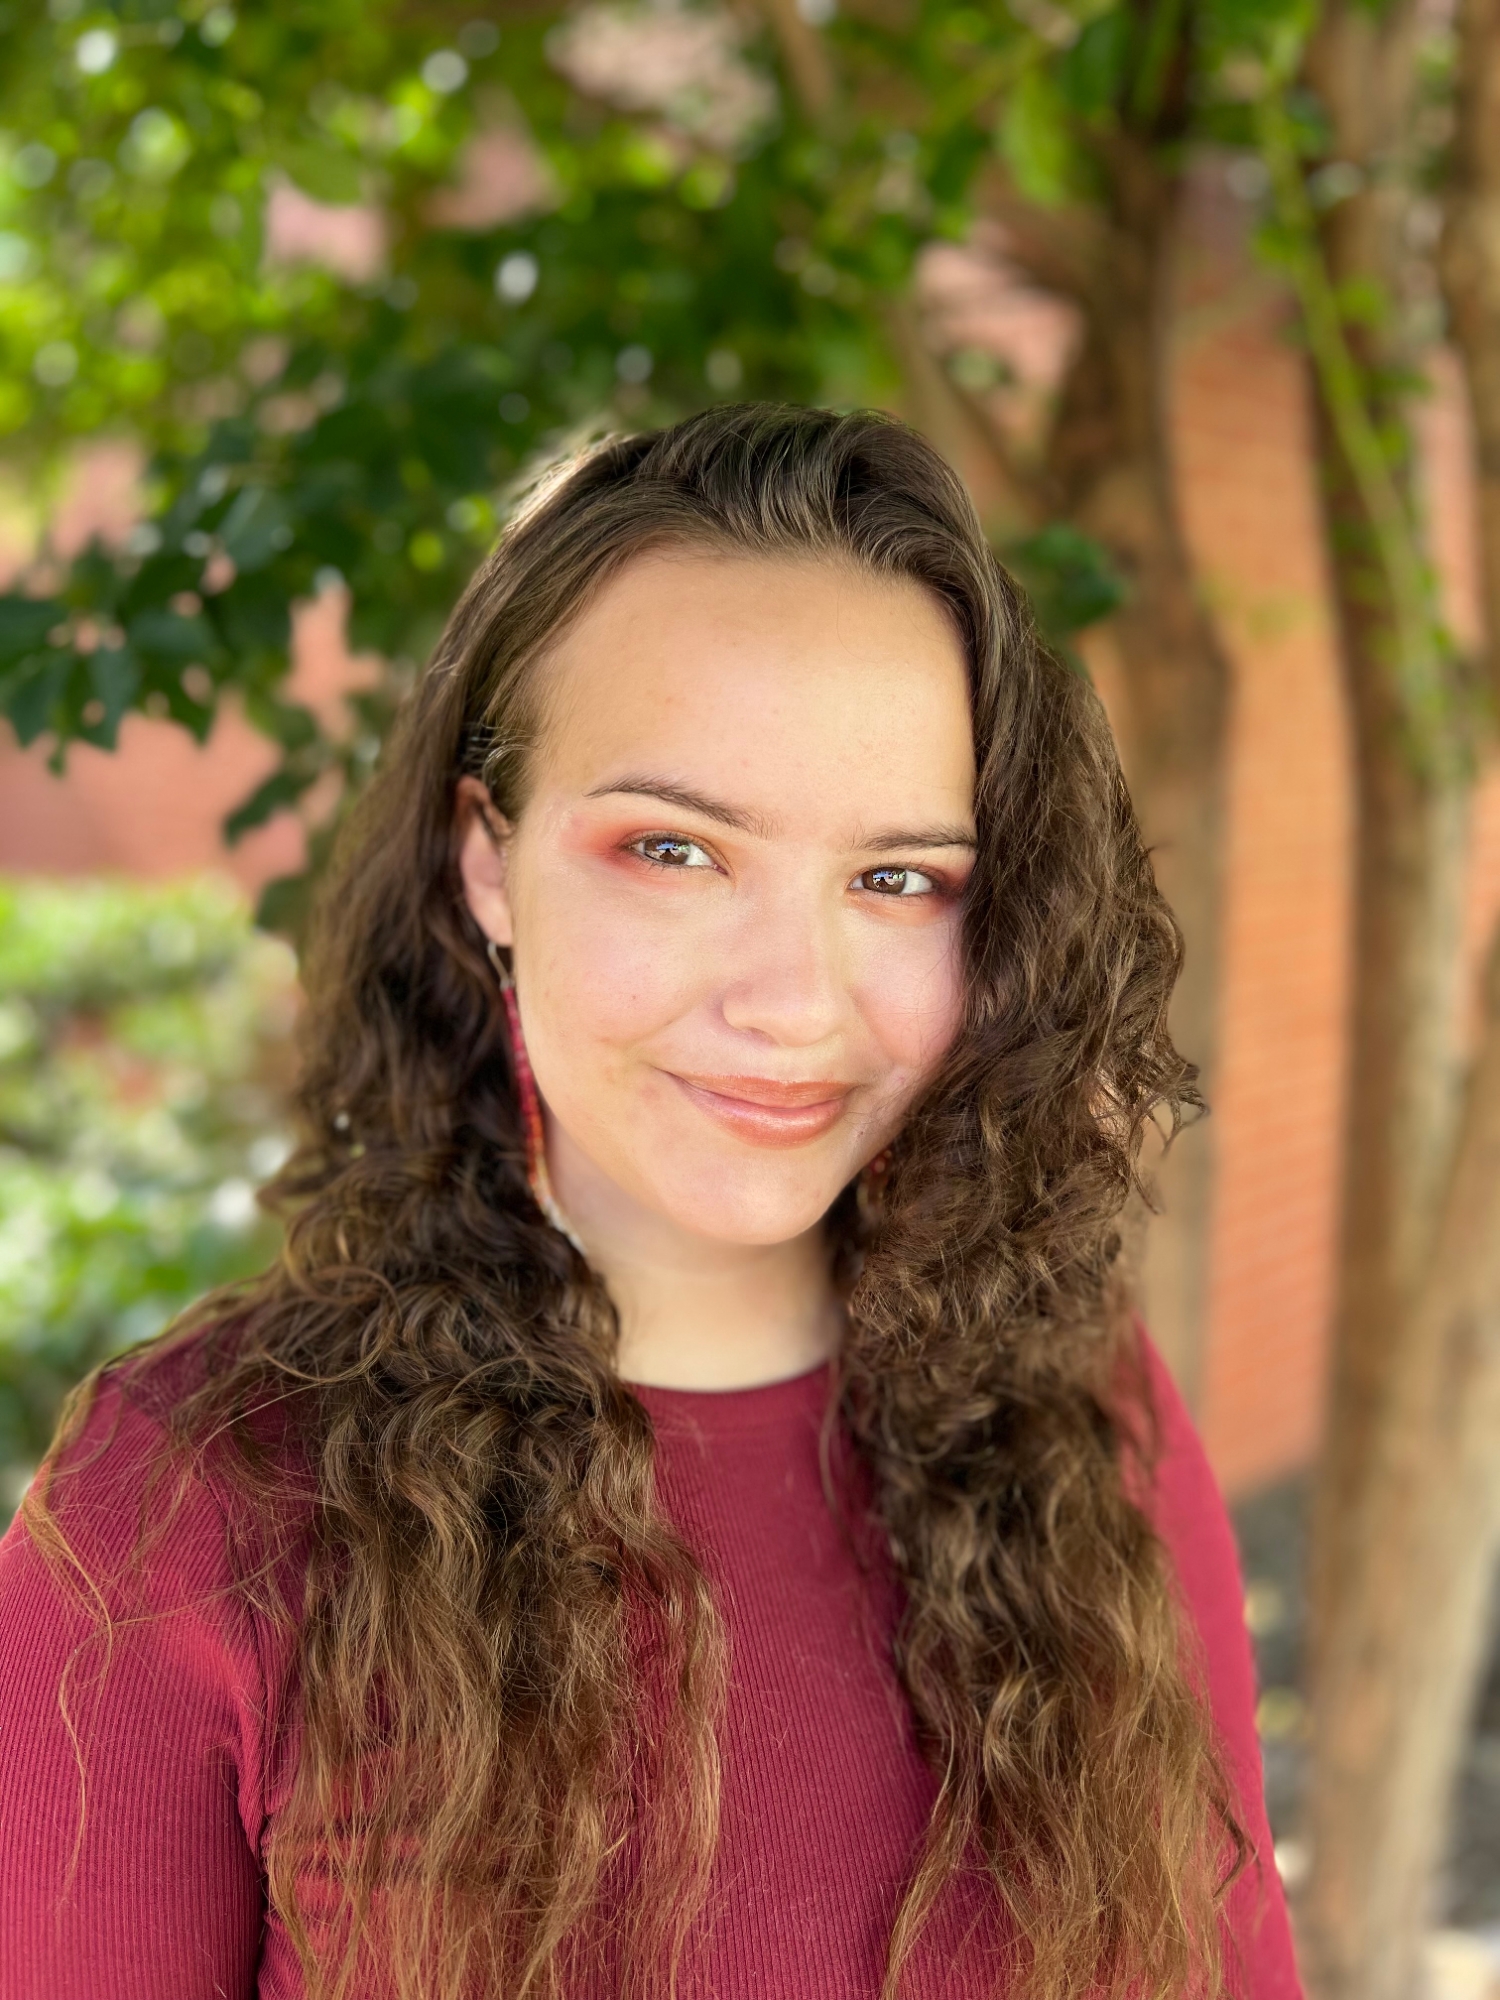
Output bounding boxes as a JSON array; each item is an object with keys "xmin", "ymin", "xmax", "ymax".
[
  {"xmin": 856, "ymin": 1146, "xmax": 892, "ymax": 1229},
  {"xmin": 487, "ymin": 940, "xmax": 586, "ymax": 1255}
]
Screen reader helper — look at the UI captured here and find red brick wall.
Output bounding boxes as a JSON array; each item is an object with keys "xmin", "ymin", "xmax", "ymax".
[
  {"xmin": 1171, "ymin": 173, "xmax": 1500, "ymax": 1493},
  {"xmin": 1173, "ymin": 278, "xmax": 1356, "ymax": 1492}
]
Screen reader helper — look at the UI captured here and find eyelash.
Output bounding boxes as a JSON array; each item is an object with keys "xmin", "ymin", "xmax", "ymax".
[{"xmin": 624, "ymin": 834, "xmax": 952, "ymax": 899}]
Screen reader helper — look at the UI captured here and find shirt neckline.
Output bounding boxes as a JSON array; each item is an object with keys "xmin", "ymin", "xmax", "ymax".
[{"xmin": 627, "ymin": 1358, "xmax": 835, "ymax": 1433}]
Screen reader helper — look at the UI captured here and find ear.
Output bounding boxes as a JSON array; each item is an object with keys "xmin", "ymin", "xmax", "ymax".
[{"xmin": 455, "ymin": 775, "xmax": 515, "ymax": 951}]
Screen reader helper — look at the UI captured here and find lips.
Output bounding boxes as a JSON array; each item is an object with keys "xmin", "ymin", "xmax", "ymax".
[
  {"xmin": 678, "ymin": 1073, "xmax": 852, "ymax": 1108},
  {"xmin": 665, "ymin": 1071, "xmax": 854, "ymax": 1147}
]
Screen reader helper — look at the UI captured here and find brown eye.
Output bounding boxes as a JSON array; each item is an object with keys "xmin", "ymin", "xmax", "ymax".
[
  {"xmin": 859, "ymin": 866, "xmax": 937, "ymax": 897},
  {"xmin": 631, "ymin": 835, "xmax": 715, "ymax": 869}
]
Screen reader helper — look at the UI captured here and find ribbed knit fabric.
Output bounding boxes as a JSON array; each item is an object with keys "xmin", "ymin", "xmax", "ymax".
[{"xmin": 0, "ymin": 1331, "xmax": 1303, "ymax": 1999}]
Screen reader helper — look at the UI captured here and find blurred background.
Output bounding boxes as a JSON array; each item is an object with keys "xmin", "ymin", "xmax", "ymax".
[{"xmin": 2, "ymin": 1, "xmax": 1499, "ymax": 1994}]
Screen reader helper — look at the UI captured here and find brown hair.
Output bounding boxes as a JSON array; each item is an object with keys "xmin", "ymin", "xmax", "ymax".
[{"xmin": 30, "ymin": 404, "xmax": 1247, "ymax": 1998}]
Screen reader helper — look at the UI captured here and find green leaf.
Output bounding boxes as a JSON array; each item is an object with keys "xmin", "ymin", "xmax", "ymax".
[
  {"xmin": 219, "ymin": 489, "xmax": 296, "ymax": 574},
  {"xmin": 254, "ymin": 868, "xmax": 318, "ymax": 939},
  {"xmin": 88, "ymin": 649, "xmax": 142, "ymax": 737},
  {"xmin": 224, "ymin": 763, "xmax": 320, "ymax": 844},
  {"xmin": 1058, "ymin": 13, "xmax": 1130, "ymax": 118},
  {"xmin": 999, "ymin": 67, "xmax": 1080, "ymax": 208},
  {"xmin": 1005, "ymin": 525, "xmax": 1127, "ymax": 642},
  {"xmin": 279, "ymin": 145, "xmax": 365, "ymax": 206},
  {"xmin": 0, "ymin": 598, "xmax": 63, "ymax": 665},
  {"xmin": 127, "ymin": 610, "xmax": 217, "ymax": 663},
  {"xmin": 1, "ymin": 654, "xmax": 71, "ymax": 747},
  {"xmin": 215, "ymin": 572, "xmax": 293, "ymax": 656}
]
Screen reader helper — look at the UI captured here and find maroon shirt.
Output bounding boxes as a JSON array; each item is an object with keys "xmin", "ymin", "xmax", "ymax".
[{"xmin": 0, "ymin": 1331, "xmax": 1303, "ymax": 1998}]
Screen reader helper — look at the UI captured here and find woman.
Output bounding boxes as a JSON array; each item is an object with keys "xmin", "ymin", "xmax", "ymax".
[{"xmin": 0, "ymin": 405, "xmax": 1301, "ymax": 2000}]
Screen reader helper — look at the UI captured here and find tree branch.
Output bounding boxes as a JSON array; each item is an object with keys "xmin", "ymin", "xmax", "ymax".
[
  {"xmin": 1255, "ymin": 67, "xmax": 1452, "ymax": 778},
  {"xmin": 883, "ymin": 297, "xmax": 1050, "ymax": 529},
  {"xmin": 973, "ymin": 166, "xmax": 1106, "ymax": 307},
  {"xmin": 754, "ymin": 0, "xmax": 836, "ymax": 120}
]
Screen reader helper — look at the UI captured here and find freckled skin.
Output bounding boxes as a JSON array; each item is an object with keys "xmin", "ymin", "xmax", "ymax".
[{"xmin": 457, "ymin": 548, "xmax": 976, "ymax": 1254}]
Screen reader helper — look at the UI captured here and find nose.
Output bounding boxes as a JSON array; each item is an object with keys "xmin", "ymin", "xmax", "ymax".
[{"xmin": 717, "ymin": 884, "xmax": 847, "ymax": 1050}]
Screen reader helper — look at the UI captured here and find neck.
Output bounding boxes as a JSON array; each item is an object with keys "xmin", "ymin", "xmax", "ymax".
[{"xmin": 544, "ymin": 1119, "xmax": 844, "ymax": 1392}]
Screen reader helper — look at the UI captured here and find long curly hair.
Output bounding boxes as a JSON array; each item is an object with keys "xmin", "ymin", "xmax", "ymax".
[{"xmin": 30, "ymin": 404, "xmax": 1247, "ymax": 1999}]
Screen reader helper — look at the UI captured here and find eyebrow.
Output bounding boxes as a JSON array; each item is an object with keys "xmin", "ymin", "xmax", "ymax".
[{"xmin": 585, "ymin": 776, "xmax": 977, "ymax": 852}]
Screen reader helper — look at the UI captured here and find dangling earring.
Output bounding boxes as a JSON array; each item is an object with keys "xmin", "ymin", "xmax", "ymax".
[
  {"xmin": 486, "ymin": 939, "xmax": 587, "ymax": 1255},
  {"xmin": 856, "ymin": 1147, "xmax": 892, "ymax": 1229}
]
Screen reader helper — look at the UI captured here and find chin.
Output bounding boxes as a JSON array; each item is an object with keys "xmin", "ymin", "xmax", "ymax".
[{"xmin": 649, "ymin": 1158, "xmax": 848, "ymax": 1246}]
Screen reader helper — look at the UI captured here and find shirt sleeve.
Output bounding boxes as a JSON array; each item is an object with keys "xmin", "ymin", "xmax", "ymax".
[
  {"xmin": 0, "ymin": 1375, "xmax": 269, "ymax": 2000},
  {"xmin": 1133, "ymin": 1325, "xmax": 1306, "ymax": 2000}
]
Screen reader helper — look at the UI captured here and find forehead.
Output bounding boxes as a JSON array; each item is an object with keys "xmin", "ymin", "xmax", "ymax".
[{"xmin": 529, "ymin": 548, "xmax": 976, "ymax": 822}]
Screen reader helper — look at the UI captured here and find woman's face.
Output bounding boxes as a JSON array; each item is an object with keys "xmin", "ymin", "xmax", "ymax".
[{"xmin": 458, "ymin": 548, "xmax": 976, "ymax": 1248}]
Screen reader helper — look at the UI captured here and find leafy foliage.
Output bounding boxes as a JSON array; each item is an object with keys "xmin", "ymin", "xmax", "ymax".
[
  {"xmin": 0, "ymin": 0, "xmax": 1149, "ymax": 914},
  {"xmin": 0, "ymin": 874, "xmax": 295, "ymax": 1509},
  {"xmin": 0, "ymin": 0, "xmax": 1343, "ymax": 925},
  {"xmin": 1006, "ymin": 524, "xmax": 1125, "ymax": 658},
  {"xmin": 0, "ymin": 2, "xmax": 888, "ymax": 787}
]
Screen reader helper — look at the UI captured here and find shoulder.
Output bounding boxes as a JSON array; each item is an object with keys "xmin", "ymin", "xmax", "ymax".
[
  {"xmin": 1111, "ymin": 1321, "xmax": 1257, "ymax": 1729},
  {"xmin": 1109, "ymin": 1324, "xmax": 1258, "ymax": 1793},
  {"xmin": 15, "ymin": 1319, "xmax": 312, "ymax": 1568},
  {"xmin": 1122, "ymin": 1326, "xmax": 1250, "ymax": 1657},
  {"xmin": 0, "ymin": 1338, "xmax": 290, "ymax": 1984},
  {"xmin": 1115, "ymin": 1322, "xmax": 1306, "ymax": 1997},
  {"xmin": 8, "ymin": 1329, "xmax": 261, "ymax": 1606},
  {"xmin": 5, "ymin": 1360, "xmax": 214, "ymax": 1605},
  {"xmin": 0, "ymin": 1328, "xmax": 306, "ymax": 1834}
]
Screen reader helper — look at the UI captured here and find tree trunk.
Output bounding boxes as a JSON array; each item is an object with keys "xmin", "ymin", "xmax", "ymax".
[
  {"xmin": 1299, "ymin": 932, "xmax": 1500, "ymax": 2000},
  {"xmin": 1302, "ymin": 396, "xmax": 1471, "ymax": 1680},
  {"xmin": 1033, "ymin": 139, "xmax": 1231, "ymax": 1407},
  {"xmin": 1293, "ymin": 3, "xmax": 1500, "ymax": 1992},
  {"xmin": 1298, "ymin": 462, "xmax": 1477, "ymax": 1997},
  {"xmin": 1441, "ymin": 0, "xmax": 1500, "ymax": 714}
]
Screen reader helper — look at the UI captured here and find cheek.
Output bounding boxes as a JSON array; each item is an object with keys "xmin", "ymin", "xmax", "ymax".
[
  {"xmin": 518, "ymin": 855, "xmax": 712, "ymax": 1058},
  {"xmin": 852, "ymin": 915, "xmax": 967, "ymax": 1088}
]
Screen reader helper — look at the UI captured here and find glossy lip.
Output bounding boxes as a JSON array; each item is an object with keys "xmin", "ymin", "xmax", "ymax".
[{"xmin": 665, "ymin": 1070, "xmax": 855, "ymax": 1148}]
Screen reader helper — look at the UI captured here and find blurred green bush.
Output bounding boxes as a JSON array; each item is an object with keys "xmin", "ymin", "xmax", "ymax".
[{"xmin": 0, "ymin": 874, "xmax": 296, "ymax": 1515}]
